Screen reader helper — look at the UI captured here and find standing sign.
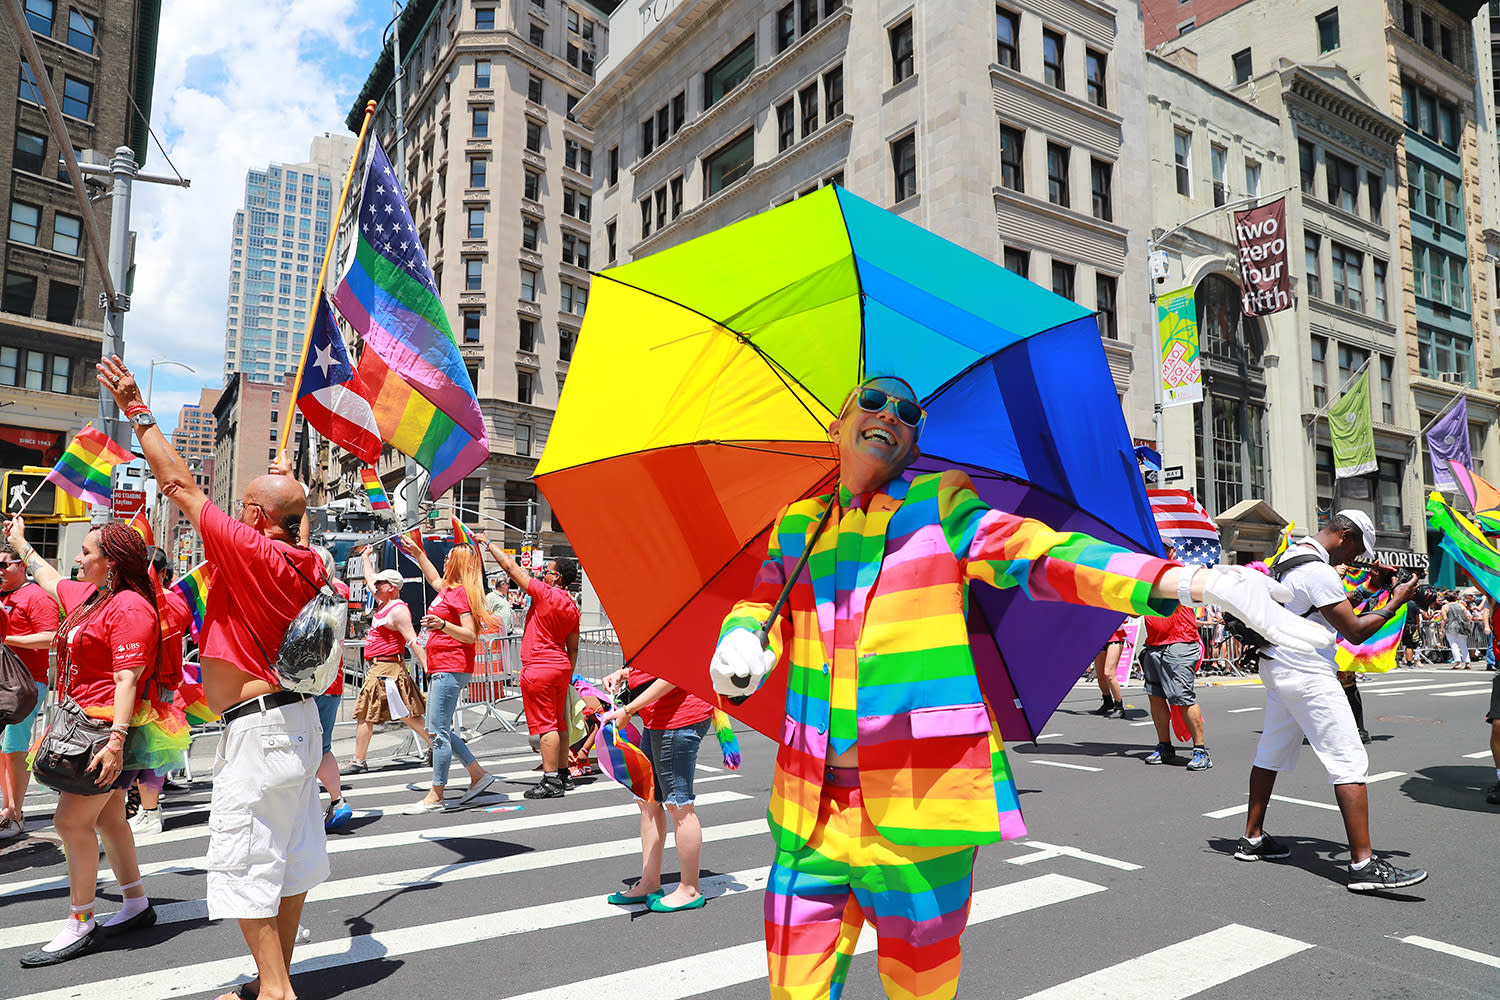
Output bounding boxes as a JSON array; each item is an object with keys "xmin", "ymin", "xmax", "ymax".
[
  {"xmin": 111, "ymin": 488, "xmax": 147, "ymax": 518},
  {"xmin": 1157, "ymin": 286, "xmax": 1202, "ymax": 407},
  {"xmin": 1233, "ymin": 197, "xmax": 1292, "ymax": 316}
]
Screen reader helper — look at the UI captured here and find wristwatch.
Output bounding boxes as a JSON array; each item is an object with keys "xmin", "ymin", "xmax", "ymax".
[{"xmin": 129, "ymin": 410, "xmax": 156, "ymax": 429}]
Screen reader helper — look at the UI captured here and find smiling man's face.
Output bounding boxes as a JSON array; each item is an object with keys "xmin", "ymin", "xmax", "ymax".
[{"xmin": 829, "ymin": 376, "xmax": 922, "ymax": 493}]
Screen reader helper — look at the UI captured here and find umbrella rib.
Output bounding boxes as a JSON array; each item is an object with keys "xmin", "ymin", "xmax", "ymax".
[
  {"xmin": 617, "ymin": 466, "xmax": 840, "ymax": 672},
  {"xmin": 832, "ymin": 187, "xmax": 868, "ymax": 386},
  {"xmin": 916, "ymin": 315, "xmax": 1095, "ymax": 411},
  {"xmin": 533, "ymin": 440, "xmax": 837, "ymax": 480}
]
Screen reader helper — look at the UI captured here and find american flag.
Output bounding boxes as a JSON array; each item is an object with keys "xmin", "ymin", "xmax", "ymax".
[{"xmin": 1148, "ymin": 488, "xmax": 1222, "ymax": 566}]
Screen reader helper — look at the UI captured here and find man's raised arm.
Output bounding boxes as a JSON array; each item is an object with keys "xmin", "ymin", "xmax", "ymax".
[{"xmin": 97, "ymin": 356, "xmax": 208, "ymax": 529}]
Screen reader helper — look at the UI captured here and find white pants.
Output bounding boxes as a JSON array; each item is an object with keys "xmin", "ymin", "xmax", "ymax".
[
  {"xmin": 1448, "ymin": 631, "xmax": 1470, "ymax": 664},
  {"xmin": 1254, "ymin": 664, "xmax": 1369, "ymax": 784}
]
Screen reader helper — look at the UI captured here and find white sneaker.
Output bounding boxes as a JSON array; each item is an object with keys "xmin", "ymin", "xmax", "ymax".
[
  {"xmin": 128, "ymin": 808, "xmax": 163, "ymax": 840},
  {"xmin": 0, "ymin": 816, "xmax": 23, "ymax": 840}
]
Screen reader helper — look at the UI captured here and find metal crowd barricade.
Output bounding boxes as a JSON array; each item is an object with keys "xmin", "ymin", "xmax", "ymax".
[
  {"xmin": 456, "ymin": 630, "xmax": 526, "ymax": 736},
  {"xmin": 574, "ymin": 626, "xmax": 624, "ymax": 688}
]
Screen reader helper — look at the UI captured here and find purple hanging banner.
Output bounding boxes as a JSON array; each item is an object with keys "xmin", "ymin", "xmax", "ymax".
[{"xmin": 1427, "ymin": 397, "xmax": 1470, "ymax": 492}]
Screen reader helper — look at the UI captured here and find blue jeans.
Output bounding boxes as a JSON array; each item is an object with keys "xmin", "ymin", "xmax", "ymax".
[
  {"xmin": 428, "ymin": 672, "xmax": 476, "ymax": 786},
  {"xmin": 644, "ymin": 718, "xmax": 710, "ymax": 806},
  {"xmin": 314, "ymin": 693, "xmax": 341, "ymax": 757}
]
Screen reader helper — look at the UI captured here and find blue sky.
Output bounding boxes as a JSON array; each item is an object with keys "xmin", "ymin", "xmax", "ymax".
[{"xmin": 124, "ymin": 0, "xmax": 395, "ymax": 434}]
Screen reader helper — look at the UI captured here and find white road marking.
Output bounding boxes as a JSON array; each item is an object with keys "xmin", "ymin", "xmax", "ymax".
[
  {"xmin": 1400, "ymin": 935, "xmax": 1500, "ymax": 969},
  {"xmin": 1226, "ymin": 707, "xmax": 1262, "ymax": 713},
  {"xmin": 1370, "ymin": 681, "xmax": 1489, "ymax": 696},
  {"xmin": 1036, "ymin": 732, "xmax": 1063, "ymax": 740},
  {"xmin": 498, "ymin": 874, "xmax": 1108, "ymax": 1000},
  {"xmin": 1462, "ymin": 750, "xmax": 1494, "ymax": 759},
  {"xmin": 1006, "ymin": 841, "xmax": 1143, "ymax": 871},
  {"xmin": 1028, "ymin": 759, "xmax": 1103, "ymax": 772},
  {"xmin": 1431, "ymin": 688, "xmax": 1490, "ymax": 697},
  {"xmin": 1013, "ymin": 923, "xmax": 1312, "ymax": 1000}
]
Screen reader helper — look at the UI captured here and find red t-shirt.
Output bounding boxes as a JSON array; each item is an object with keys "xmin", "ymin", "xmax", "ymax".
[
  {"xmin": 56, "ymin": 580, "xmax": 156, "ymax": 720},
  {"xmin": 1144, "ymin": 604, "xmax": 1201, "ymax": 646},
  {"xmin": 157, "ymin": 587, "xmax": 192, "ymax": 693},
  {"xmin": 198, "ymin": 501, "xmax": 325, "ymax": 686},
  {"xmin": 626, "ymin": 665, "xmax": 713, "ymax": 731},
  {"xmin": 322, "ymin": 579, "xmax": 350, "ymax": 696},
  {"xmin": 521, "ymin": 578, "xmax": 580, "ymax": 672},
  {"xmin": 424, "ymin": 586, "xmax": 475, "ymax": 674},
  {"xmin": 3, "ymin": 581, "xmax": 61, "ymax": 683}
]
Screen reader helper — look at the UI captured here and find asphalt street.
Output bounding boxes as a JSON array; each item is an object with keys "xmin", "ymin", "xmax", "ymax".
[{"xmin": 3, "ymin": 666, "xmax": 1499, "ymax": 999}]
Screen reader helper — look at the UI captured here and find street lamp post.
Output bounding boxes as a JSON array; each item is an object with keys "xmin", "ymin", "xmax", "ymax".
[{"xmin": 146, "ymin": 358, "xmax": 197, "ymax": 410}]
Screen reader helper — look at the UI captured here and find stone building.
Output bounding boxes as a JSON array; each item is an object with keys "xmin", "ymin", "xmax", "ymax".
[
  {"xmin": 576, "ymin": 0, "xmax": 1159, "ymax": 441},
  {"xmin": 162, "ymin": 387, "xmax": 220, "ymax": 570},
  {"xmin": 211, "ymin": 372, "xmax": 301, "ymax": 514}
]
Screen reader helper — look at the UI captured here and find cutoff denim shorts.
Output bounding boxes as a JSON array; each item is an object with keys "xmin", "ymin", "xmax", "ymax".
[{"xmin": 644, "ymin": 717, "xmax": 711, "ymax": 807}]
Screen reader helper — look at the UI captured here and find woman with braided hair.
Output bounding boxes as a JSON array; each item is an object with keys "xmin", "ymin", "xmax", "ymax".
[{"xmin": 5, "ymin": 516, "xmax": 188, "ymax": 968}]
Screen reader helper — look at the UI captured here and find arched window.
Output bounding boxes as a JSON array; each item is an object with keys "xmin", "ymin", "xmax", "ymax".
[{"xmin": 1196, "ymin": 274, "xmax": 1264, "ymax": 369}]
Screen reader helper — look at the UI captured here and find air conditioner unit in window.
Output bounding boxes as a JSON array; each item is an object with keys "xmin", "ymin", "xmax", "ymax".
[{"xmin": 1439, "ymin": 371, "xmax": 1466, "ymax": 383}]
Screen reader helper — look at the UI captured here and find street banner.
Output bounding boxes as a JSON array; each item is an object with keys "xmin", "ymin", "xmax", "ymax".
[
  {"xmin": 1115, "ymin": 617, "xmax": 1142, "ymax": 683},
  {"xmin": 1233, "ymin": 197, "xmax": 1291, "ymax": 315},
  {"xmin": 1329, "ymin": 368, "xmax": 1376, "ymax": 478},
  {"xmin": 1157, "ymin": 286, "xmax": 1202, "ymax": 407},
  {"xmin": 1426, "ymin": 396, "xmax": 1470, "ymax": 492}
]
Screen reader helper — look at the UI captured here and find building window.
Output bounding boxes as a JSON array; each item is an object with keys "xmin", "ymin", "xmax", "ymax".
[
  {"xmin": 1367, "ymin": 171, "xmax": 1383, "ymax": 221},
  {"xmin": 776, "ymin": 3, "xmax": 796, "ymax": 52},
  {"xmin": 463, "ymin": 310, "xmax": 481, "ymax": 343},
  {"xmin": 53, "ymin": 213, "xmax": 80, "ymax": 256},
  {"xmin": 1310, "ymin": 335, "xmax": 1327, "ymax": 407},
  {"xmin": 528, "ymin": 23, "xmax": 544, "ymax": 47},
  {"xmin": 464, "ymin": 259, "xmax": 483, "ymax": 291},
  {"xmin": 1373, "ymin": 258, "xmax": 1388, "ymax": 321},
  {"xmin": 1376, "ymin": 457, "xmax": 1401, "ymax": 530},
  {"xmin": 61, "ymin": 76, "xmax": 91, "ymax": 119},
  {"xmin": 1316, "ymin": 7, "xmax": 1339, "ymax": 52},
  {"xmin": 1003, "ymin": 248, "xmax": 1029, "ymax": 278},
  {"xmin": 1417, "ymin": 325, "xmax": 1473, "ymax": 385},
  {"xmin": 475, "ymin": 6, "xmax": 495, "ymax": 29},
  {"xmin": 517, "ymin": 370, "xmax": 534, "ymax": 404},
  {"xmin": 892, "ymin": 133, "xmax": 917, "ymax": 202},
  {"xmin": 559, "ymin": 327, "xmax": 576, "ymax": 362},
  {"xmin": 47, "ymin": 281, "xmax": 77, "ymax": 325},
  {"xmin": 670, "ymin": 175, "xmax": 683, "ymax": 218},
  {"xmin": 704, "ymin": 36, "xmax": 755, "ymax": 109},
  {"xmin": 1299, "ymin": 140, "xmax": 1315, "ymax": 194},
  {"xmin": 704, "ymin": 129, "xmax": 755, "ymax": 196},
  {"xmin": 1379, "ymin": 355, "xmax": 1395, "ymax": 424},
  {"xmin": 24, "ymin": 0, "xmax": 51, "ymax": 34},
  {"xmin": 640, "ymin": 196, "xmax": 653, "ymax": 237},
  {"xmin": 66, "ymin": 10, "xmax": 94, "ymax": 52},
  {"xmin": 1046, "ymin": 143, "xmax": 1069, "ymax": 207},
  {"xmin": 1304, "ymin": 234, "xmax": 1321, "ymax": 298},
  {"xmin": 799, "ymin": 83, "xmax": 818, "ymax": 137},
  {"xmin": 1210, "ymin": 144, "xmax": 1227, "ymax": 206},
  {"xmin": 471, "ymin": 106, "xmax": 489, "ymax": 139},
  {"xmin": 672, "ymin": 91, "xmax": 686, "ymax": 132},
  {"xmin": 476, "ymin": 60, "xmax": 492, "ymax": 89},
  {"xmin": 1245, "ymin": 159, "xmax": 1261, "ymax": 197},
  {"xmin": 9, "ymin": 203, "xmax": 40, "ymax": 245},
  {"xmin": 1173, "ymin": 128, "xmax": 1191, "ymax": 196},
  {"xmin": 520, "ymin": 267, "xmax": 537, "ymax": 301},
  {"xmin": 1440, "ymin": 25, "xmax": 1453, "ymax": 62},
  {"xmin": 606, "ymin": 220, "xmax": 617, "ymax": 263},
  {"xmin": 521, "ymin": 217, "xmax": 538, "ymax": 250},
  {"xmin": 527, "ymin": 74, "xmax": 543, "ymax": 104},
  {"xmin": 1096, "ymin": 274, "xmax": 1117, "ymax": 339},
  {"xmin": 1051, "ymin": 261, "xmax": 1075, "ymax": 300},
  {"xmin": 563, "ymin": 186, "xmax": 590, "ymax": 222},
  {"xmin": 463, "ymin": 207, "xmax": 484, "ymax": 240},
  {"xmin": 1085, "ymin": 49, "xmax": 1106, "ymax": 107},
  {"xmin": 799, "ymin": 0, "xmax": 818, "ymax": 33},
  {"xmin": 1402, "ymin": 1, "xmax": 1414, "ymax": 35},
  {"xmin": 1232, "ymin": 47, "xmax": 1252, "ymax": 84},
  {"xmin": 564, "ymin": 140, "xmax": 592, "ymax": 176},
  {"xmin": 1330, "ymin": 243, "xmax": 1363, "ymax": 312},
  {"xmin": 891, "ymin": 18, "xmax": 914, "ymax": 83},
  {"xmin": 1325, "ymin": 154, "xmax": 1357, "ymax": 214},
  {"xmin": 1042, "ymin": 30, "xmax": 1065, "ymax": 89},
  {"xmin": 607, "ymin": 146, "xmax": 619, "ymax": 186},
  {"xmin": 995, "ymin": 7, "xmax": 1018, "ymax": 69},
  {"xmin": 518, "ymin": 317, "xmax": 536, "ymax": 353},
  {"xmin": 523, "ymin": 170, "xmax": 541, "ymax": 202},
  {"xmin": 562, "ymin": 233, "xmax": 589, "ymax": 268},
  {"xmin": 18, "ymin": 64, "xmax": 41, "ymax": 104},
  {"xmin": 777, "ymin": 99, "xmax": 794, "ymax": 151},
  {"xmin": 516, "ymin": 423, "xmax": 532, "ymax": 456},
  {"xmin": 1000, "ymin": 125, "xmax": 1024, "ymax": 192},
  {"xmin": 469, "ymin": 157, "xmax": 487, "ymax": 188},
  {"xmin": 824, "ymin": 66, "xmax": 843, "ymax": 118},
  {"xmin": 14, "ymin": 130, "xmax": 45, "ymax": 174},
  {"xmin": 3, "ymin": 273, "xmax": 36, "ymax": 315},
  {"xmin": 525, "ymin": 121, "xmax": 543, "ymax": 153},
  {"xmin": 1090, "ymin": 159, "xmax": 1112, "ymax": 221}
]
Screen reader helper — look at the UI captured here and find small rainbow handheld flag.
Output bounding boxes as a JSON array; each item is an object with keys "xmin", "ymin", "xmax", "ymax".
[
  {"xmin": 44, "ymin": 425, "xmax": 133, "ymax": 507},
  {"xmin": 170, "ymin": 561, "xmax": 213, "ymax": 640},
  {"xmin": 360, "ymin": 467, "xmax": 392, "ymax": 510},
  {"xmin": 1336, "ymin": 599, "xmax": 1407, "ymax": 674},
  {"xmin": 397, "ymin": 526, "xmax": 425, "ymax": 563},
  {"xmin": 451, "ymin": 516, "xmax": 479, "ymax": 550},
  {"xmin": 712, "ymin": 709, "xmax": 741, "ymax": 770},
  {"xmin": 597, "ymin": 721, "xmax": 654, "ymax": 802},
  {"xmin": 128, "ymin": 507, "xmax": 155, "ymax": 547}
]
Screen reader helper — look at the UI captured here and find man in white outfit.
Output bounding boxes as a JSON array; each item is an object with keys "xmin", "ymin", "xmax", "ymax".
[{"xmin": 1235, "ymin": 509, "xmax": 1428, "ymax": 893}]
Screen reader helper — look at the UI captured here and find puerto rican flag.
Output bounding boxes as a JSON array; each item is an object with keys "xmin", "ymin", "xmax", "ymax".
[
  {"xmin": 1147, "ymin": 488, "xmax": 1222, "ymax": 565},
  {"xmin": 296, "ymin": 296, "xmax": 382, "ymax": 463}
]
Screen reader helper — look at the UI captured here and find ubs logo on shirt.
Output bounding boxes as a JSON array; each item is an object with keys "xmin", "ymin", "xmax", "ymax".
[{"xmin": 115, "ymin": 640, "xmax": 142, "ymax": 654}]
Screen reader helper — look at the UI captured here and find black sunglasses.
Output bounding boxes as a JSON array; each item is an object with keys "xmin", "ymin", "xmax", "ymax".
[{"xmin": 850, "ymin": 386, "xmax": 925, "ymax": 428}]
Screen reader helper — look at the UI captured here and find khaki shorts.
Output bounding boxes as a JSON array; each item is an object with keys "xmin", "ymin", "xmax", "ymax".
[
  {"xmin": 205, "ymin": 697, "xmax": 329, "ymax": 920},
  {"xmin": 353, "ymin": 660, "xmax": 426, "ymax": 723}
]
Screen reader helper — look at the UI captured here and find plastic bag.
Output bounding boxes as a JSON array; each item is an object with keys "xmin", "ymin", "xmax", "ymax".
[{"xmin": 275, "ymin": 590, "xmax": 348, "ymax": 694}]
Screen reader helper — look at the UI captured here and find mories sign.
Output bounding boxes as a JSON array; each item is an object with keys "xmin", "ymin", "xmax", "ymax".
[{"xmin": 1375, "ymin": 549, "xmax": 1429, "ymax": 570}]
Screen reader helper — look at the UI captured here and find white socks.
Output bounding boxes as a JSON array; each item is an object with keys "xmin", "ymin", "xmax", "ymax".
[
  {"xmin": 103, "ymin": 879, "xmax": 149, "ymax": 927},
  {"xmin": 43, "ymin": 903, "xmax": 95, "ymax": 953}
]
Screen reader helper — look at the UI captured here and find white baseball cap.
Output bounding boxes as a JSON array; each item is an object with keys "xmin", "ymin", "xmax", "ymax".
[
  {"xmin": 1335, "ymin": 509, "xmax": 1376, "ymax": 561},
  {"xmin": 372, "ymin": 569, "xmax": 404, "ymax": 586}
]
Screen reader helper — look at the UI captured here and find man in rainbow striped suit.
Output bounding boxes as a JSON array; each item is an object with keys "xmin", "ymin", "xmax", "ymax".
[{"xmin": 712, "ymin": 376, "xmax": 1333, "ymax": 1000}]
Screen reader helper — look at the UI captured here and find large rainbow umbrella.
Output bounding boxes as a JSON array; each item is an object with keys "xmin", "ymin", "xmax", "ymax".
[{"xmin": 535, "ymin": 186, "xmax": 1162, "ymax": 742}]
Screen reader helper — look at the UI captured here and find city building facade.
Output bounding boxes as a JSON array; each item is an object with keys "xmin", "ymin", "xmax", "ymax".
[
  {"xmin": 0, "ymin": 0, "xmax": 161, "ymax": 555},
  {"xmin": 222, "ymin": 134, "xmax": 356, "ymax": 384},
  {"xmin": 211, "ymin": 372, "xmax": 301, "ymax": 514},
  {"xmin": 576, "ymin": 0, "xmax": 1158, "ymax": 442}
]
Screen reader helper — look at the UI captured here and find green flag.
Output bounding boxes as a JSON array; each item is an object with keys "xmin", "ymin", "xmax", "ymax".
[{"xmin": 1329, "ymin": 368, "xmax": 1375, "ymax": 478}]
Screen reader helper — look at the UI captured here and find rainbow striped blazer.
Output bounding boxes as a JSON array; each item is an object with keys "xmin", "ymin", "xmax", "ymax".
[{"xmin": 722, "ymin": 470, "xmax": 1174, "ymax": 851}]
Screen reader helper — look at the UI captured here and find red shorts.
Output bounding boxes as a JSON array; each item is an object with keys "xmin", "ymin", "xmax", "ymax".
[{"xmin": 520, "ymin": 663, "xmax": 571, "ymax": 735}]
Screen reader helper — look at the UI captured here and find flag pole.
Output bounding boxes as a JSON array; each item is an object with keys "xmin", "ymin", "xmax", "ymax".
[{"xmin": 278, "ymin": 100, "xmax": 379, "ymax": 463}]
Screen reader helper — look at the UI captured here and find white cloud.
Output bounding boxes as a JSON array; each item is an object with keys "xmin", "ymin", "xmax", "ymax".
[{"xmin": 122, "ymin": 0, "xmax": 381, "ymax": 428}]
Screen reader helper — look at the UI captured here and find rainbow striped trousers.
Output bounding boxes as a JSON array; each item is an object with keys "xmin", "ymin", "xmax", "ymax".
[{"xmin": 764, "ymin": 775, "xmax": 976, "ymax": 1000}]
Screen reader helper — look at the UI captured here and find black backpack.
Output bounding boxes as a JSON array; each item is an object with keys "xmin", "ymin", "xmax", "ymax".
[{"xmin": 0, "ymin": 644, "xmax": 39, "ymax": 727}]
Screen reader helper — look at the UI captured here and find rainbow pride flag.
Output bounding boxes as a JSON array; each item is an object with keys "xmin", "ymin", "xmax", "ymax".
[
  {"xmin": 1336, "ymin": 595, "xmax": 1407, "ymax": 673},
  {"xmin": 333, "ymin": 142, "xmax": 487, "ymax": 498},
  {"xmin": 597, "ymin": 721, "xmax": 654, "ymax": 802},
  {"xmin": 128, "ymin": 507, "xmax": 155, "ymax": 547},
  {"xmin": 1449, "ymin": 460, "xmax": 1500, "ymax": 514},
  {"xmin": 44, "ymin": 425, "xmax": 133, "ymax": 507},
  {"xmin": 360, "ymin": 467, "xmax": 391, "ymax": 510},
  {"xmin": 451, "ymin": 516, "xmax": 479, "ymax": 550},
  {"xmin": 1428, "ymin": 491, "xmax": 1500, "ymax": 599},
  {"xmin": 396, "ymin": 526, "xmax": 425, "ymax": 564},
  {"xmin": 171, "ymin": 560, "xmax": 212, "ymax": 640}
]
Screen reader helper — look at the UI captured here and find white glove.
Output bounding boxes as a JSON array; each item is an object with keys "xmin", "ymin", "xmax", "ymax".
[
  {"xmin": 1198, "ymin": 566, "xmax": 1334, "ymax": 654},
  {"xmin": 709, "ymin": 628, "xmax": 777, "ymax": 698}
]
